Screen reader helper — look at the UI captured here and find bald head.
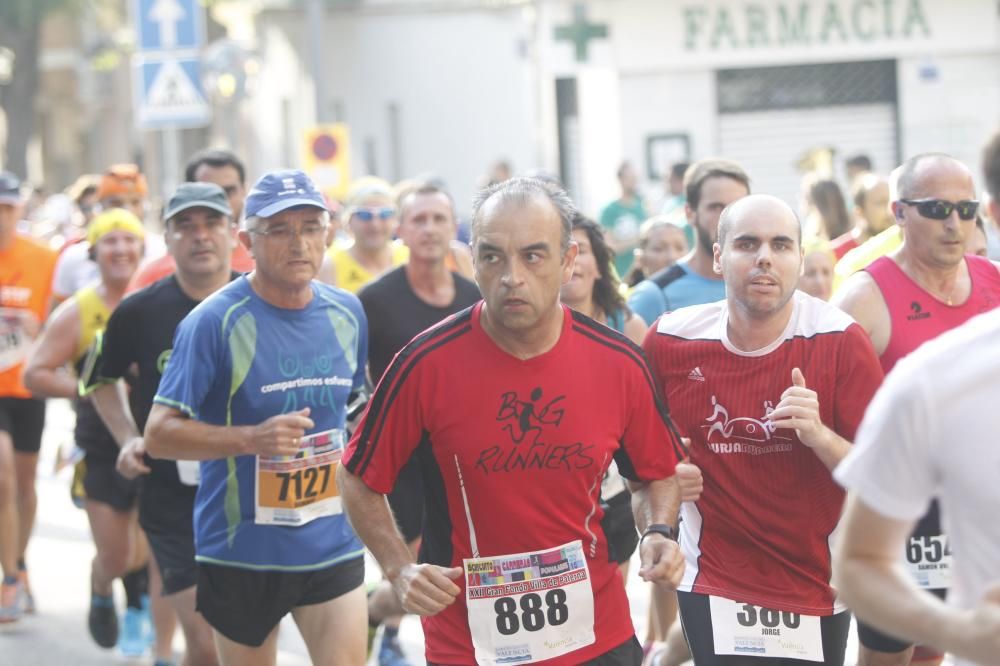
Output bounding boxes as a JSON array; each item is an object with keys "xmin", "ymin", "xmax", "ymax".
[
  {"xmin": 718, "ymin": 194, "xmax": 801, "ymax": 250},
  {"xmin": 893, "ymin": 153, "xmax": 975, "ymax": 201}
]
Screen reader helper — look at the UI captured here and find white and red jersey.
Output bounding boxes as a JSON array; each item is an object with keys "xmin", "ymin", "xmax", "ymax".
[
  {"xmin": 643, "ymin": 291, "xmax": 883, "ymax": 615},
  {"xmin": 344, "ymin": 303, "xmax": 683, "ymax": 665}
]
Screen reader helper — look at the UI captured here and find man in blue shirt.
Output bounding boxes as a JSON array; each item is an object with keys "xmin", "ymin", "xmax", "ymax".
[
  {"xmin": 146, "ymin": 170, "xmax": 368, "ymax": 665},
  {"xmin": 628, "ymin": 159, "xmax": 751, "ymax": 325}
]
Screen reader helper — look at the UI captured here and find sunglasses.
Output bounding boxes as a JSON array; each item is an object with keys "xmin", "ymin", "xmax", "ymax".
[
  {"xmin": 352, "ymin": 206, "xmax": 395, "ymax": 222},
  {"xmin": 900, "ymin": 198, "xmax": 979, "ymax": 221}
]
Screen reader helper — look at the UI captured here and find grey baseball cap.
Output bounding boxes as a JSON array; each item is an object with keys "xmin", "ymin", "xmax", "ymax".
[
  {"xmin": 163, "ymin": 182, "xmax": 232, "ymax": 221},
  {"xmin": 0, "ymin": 171, "xmax": 22, "ymax": 206}
]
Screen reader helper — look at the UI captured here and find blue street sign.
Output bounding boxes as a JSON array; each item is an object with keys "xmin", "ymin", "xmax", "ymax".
[
  {"xmin": 134, "ymin": 0, "xmax": 204, "ymax": 52},
  {"xmin": 133, "ymin": 55, "xmax": 210, "ymax": 129}
]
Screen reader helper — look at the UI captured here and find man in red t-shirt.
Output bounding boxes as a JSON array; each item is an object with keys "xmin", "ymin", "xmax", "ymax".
[
  {"xmin": 339, "ymin": 177, "xmax": 686, "ymax": 666},
  {"xmin": 833, "ymin": 153, "xmax": 1000, "ymax": 665},
  {"xmin": 644, "ymin": 195, "xmax": 883, "ymax": 665}
]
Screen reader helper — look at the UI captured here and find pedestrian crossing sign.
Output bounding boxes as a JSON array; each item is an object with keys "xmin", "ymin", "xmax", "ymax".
[{"xmin": 133, "ymin": 55, "xmax": 210, "ymax": 129}]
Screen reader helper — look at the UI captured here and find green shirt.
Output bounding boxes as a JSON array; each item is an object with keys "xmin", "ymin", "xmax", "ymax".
[{"xmin": 599, "ymin": 198, "xmax": 646, "ymax": 277}]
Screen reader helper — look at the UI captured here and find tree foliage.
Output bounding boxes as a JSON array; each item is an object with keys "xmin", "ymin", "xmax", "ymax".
[{"xmin": 0, "ymin": 0, "xmax": 83, "ymax": 179}]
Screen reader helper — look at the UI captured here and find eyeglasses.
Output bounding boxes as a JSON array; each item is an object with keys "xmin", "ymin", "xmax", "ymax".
[
  {"xmin": 352, "ymin": 206, "xmax": 395, "ymax": 222},
  {"xmin": 899, "ymin": 199, "xmax": 979, "ymax": 221},
  {"xmin": 251, "ymin": 222, "xmax": 327, "ymax": 242}
]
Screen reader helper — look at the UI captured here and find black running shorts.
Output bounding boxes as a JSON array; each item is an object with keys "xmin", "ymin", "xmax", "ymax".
[
  {"xmin": 0, "ymin": 397, "xmax": 46, "ymax": 454},
  {"xmin": 196, "ymin": 556, "xmax": 364, "ymax": 647},
  {"xmin": 82, "ymin": 457, "xmax": 140, "ymax": 512},
  {"xmin": 678, "ymin": 590, "xmax": 851, "ymax": 666},
  {"xmin": 145, "ymin": 526, "xmax": 197, "ymax": 596}
]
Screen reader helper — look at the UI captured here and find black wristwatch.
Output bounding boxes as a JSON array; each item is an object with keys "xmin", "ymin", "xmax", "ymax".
[{"xmin": 640, "ymin": 523, "xmax": 678, "ymax": 543}]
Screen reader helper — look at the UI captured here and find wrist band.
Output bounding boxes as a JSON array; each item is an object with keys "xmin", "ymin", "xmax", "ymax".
[{"xmin": 641, "ymin": 523, "xmax": 678, "ymax": 542}]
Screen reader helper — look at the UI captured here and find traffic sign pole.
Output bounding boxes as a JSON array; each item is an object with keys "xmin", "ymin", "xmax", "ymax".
[
  {"xmin": 132, "ymin": 0, "xmax": 210, "ymax": 198},
  {"xmin": 162, "ymin": 127, "xmax": 180, "ymax": 199}
]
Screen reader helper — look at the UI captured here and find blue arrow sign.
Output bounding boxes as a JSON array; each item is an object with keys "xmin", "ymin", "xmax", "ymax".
[
  {"xmin": 133, "ymin": 55, "xmax": 210, "ymax": 129},
  {"xmin": 134, "ymin": 0, "xmax": 204, "ymax": 52}
]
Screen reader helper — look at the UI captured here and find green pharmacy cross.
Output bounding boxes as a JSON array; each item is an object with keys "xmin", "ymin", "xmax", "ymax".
[{"xmin": 554, "ymin": 4, "xmax": 609, "ymax": 63}]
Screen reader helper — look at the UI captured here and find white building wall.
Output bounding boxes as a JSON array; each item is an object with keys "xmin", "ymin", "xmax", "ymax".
[
  {"xmin": 248, "ymin": 0, "xmax": 1000, "ymax": 215},
  {"xmin": 618, "ymin": 68, "xmax": 717, "ymax": 184},
  {"xmin": 254, "ymin": 5, "xmax": 539, "ymax": 214},
  {"xmin": 897, "ymin": 52, "xmax": 1000, "ymax": 189},
  {"xmin": 607, "ymin": 0, "xmax": 1000, "ymax": 201}
]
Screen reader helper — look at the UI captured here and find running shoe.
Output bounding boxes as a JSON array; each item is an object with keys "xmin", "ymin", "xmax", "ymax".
[
  {"xmin": 0, "ymin": 581, "xmax": 21, "ymax": 624},
  {"xmin": 17, "ymin": 570, "xmax": 34, "ymax": 614},
  {"xmin": 119, "ymin": 606, "xmax": 146, "ymax": 657},
  {"xmin": 88, "ymin": 593, "xmax": 118, "ymax": 648},
  {"xmin": 378, "ymin": 634, "xmax": 412, "ymax": 666}
]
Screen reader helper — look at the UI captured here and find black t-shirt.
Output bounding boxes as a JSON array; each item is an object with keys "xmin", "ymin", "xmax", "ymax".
[
  {"xmin": 86, "ymin": 273, "xmax": 239, "ymax": 532},
  {"xmin": 358, "ymin": 266, "xmax": 481, "ymax": 386}
]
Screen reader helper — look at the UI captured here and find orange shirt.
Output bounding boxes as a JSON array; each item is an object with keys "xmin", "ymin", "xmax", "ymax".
[
  {"xmin": 128, "ymin": 243, "xmax": 255, "ymax": 292},
  {"xmin": 0, "ymin": 234, "xmax": 58, "ymax": 398}
]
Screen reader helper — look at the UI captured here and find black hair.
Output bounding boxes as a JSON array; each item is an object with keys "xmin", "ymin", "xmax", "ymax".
[
  {"xmin": 571, "ymin": 214, "xmax": 628, "ymax": 320},
  {"xmin": 184, "ymin": 149, "xmax": 246, "ymax": 186}
]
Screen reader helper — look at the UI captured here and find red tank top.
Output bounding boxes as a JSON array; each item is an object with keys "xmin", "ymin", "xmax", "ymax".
[{"xmin": 866, "ymin": 254, "xmax": 1000, "ymax": 373}]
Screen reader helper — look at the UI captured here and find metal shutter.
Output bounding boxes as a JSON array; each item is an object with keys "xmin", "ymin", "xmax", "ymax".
[{"xmin": 718, "ymin": 103, "xmax": 898, "ymax": 207}]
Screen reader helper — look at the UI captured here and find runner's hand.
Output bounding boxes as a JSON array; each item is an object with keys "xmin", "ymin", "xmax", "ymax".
[
  {"xmin": 677, "ymin": 454, "xmax": 702, "ymax": 502},
  {"xmin": 639, "ymin": 534, "xmax": 684, "ymax": 589},
  {"xmin": 116, "ymin": 437, "xmax": 151, "ymax": 479},
  {"xmin": 392, "ymin": 563, "xmax": 462, "ymax": 616},
  {"xmin": 768, "ymin": 368, "xmax": 829, "ymax": 449},
  {"xmin": 250, "ymin": 408, "xmax": 314, "ymax": 457}
]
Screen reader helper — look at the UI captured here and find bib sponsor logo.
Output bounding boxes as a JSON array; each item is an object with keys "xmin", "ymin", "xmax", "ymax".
[
  {"xmin": 259, "ymin": 375, "xmax": 352, "ymax": 394},
  {"xmin": 157, "ymin": 348, "xmax": 172, "ymax": 374},
  {"xmin": 907, "ymin": 301, "xmax": 931, "ymax": 321},
  {"xmin": 703, "ymin": 396, "xmax": 793, "ymax": 455}
]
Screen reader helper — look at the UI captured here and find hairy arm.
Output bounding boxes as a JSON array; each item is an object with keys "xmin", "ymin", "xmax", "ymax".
[
  {"xmin": 338, "ymin": 465, "xmax": 461, "ymax": 615},
  {"xmin": 90, "ymin": 381, "xmax": 152, "ymax": 477},
  {"xmin": 23, "ymin": 300, "xmax": 81, "ymax": 399},
  {"xmin": 89, "ymin": 381, "xmax": 140, "ymax": 446},
  {"xmin": 629, "ymin": 476, "xmax": 684, "ymax": 587},
  {"xmin": 834, "ymin": 495, "xmax": 1000, "ymax": 662},
  {"xmin": 144, "ymin": 403, "xmax": 309, "ymax": 460}
]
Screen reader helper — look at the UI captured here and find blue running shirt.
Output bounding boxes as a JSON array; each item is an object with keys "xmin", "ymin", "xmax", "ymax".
[
  {"xmin": 628, "ymin": 261, "xmax": 726, "ymax": 326},
  {"xmin": 154, "ymin": 276, "xmax": 367, "ymax": 571}
]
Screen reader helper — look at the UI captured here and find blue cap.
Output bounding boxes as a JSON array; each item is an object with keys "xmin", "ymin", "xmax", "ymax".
[{"xmin": 244, "ymin": 169, "xmax": 327, "ymax": 219}]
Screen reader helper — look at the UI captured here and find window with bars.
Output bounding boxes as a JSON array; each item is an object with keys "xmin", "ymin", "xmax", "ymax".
[{"xmin": 717, "ymin": 60, "xmax": 897, "ymax": 113}]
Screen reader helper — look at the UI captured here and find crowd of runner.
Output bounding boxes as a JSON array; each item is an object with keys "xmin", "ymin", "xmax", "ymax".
[{"xmin": 0, "ymin": 131, "xmax": 999, "ymax": 666}]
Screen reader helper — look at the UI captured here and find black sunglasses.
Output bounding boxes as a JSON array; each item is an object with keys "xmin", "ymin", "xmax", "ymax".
[{"xmin": 899, "ymin": 198, "xmax": 979, "ymax": 221}]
